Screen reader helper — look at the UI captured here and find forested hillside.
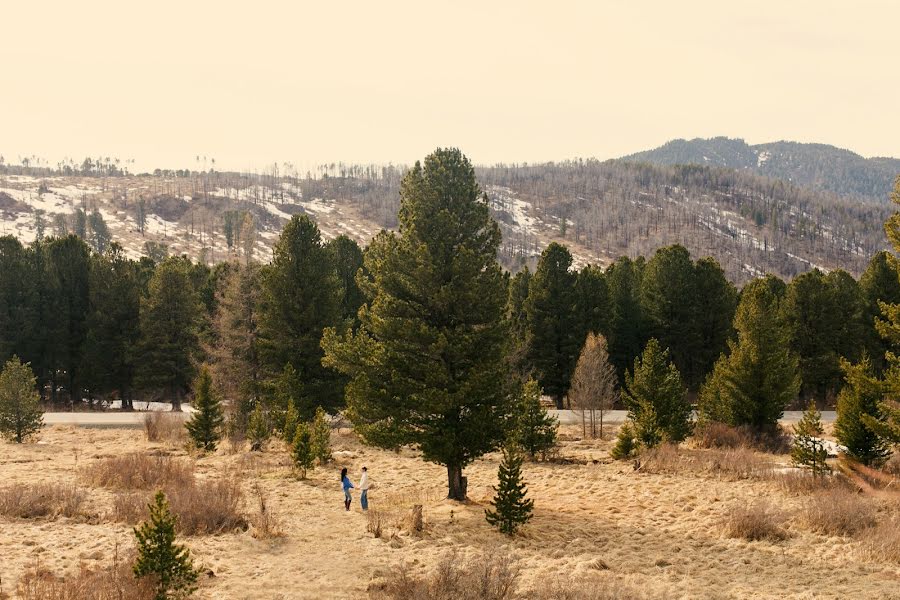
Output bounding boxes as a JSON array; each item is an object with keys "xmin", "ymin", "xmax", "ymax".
[
  {"xmin": 2, "ymin": 151, "xmax": 893, "ymax": 284},
  {"xmin": 621, "ymin": 136, "xmax": 900, "ymax": 203}
]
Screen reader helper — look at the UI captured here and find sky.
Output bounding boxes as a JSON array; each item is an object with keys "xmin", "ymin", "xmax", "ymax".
[{"xmin": 2, "ymin": 0, "xmax": 898, "ymax": 173}]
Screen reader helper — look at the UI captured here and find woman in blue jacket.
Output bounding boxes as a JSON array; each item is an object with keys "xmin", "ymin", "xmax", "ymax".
[{"xmin": 341, "ymin": 467, "xmax": 354, "ymax": 511}]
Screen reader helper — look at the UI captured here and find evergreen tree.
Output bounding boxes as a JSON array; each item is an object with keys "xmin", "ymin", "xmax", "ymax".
[
  {"xmin": 259, "ymin": 215, "xmax": 342, "ymax": 414},
  {"xmin": 610, "ymin": 422, "xmax": 639, "ymax": 460},
  {"xmin": 524, "ymin": 242, "xmax": 580, "ymax": 409},
  {"xmin": 835, "ymin": 356, "xmax": 891, "ymax": 466},
  {"xmin": 326, "ymin": 235, "xmax": 365, "ymax": 328},
  {"xmin": 133, "ymin": 491, "xmax": 199, "ymax": 600},
  {"xmin": 323, "ymin": 148, "xmax": 511, "ymax": 501},
  {"xmin": 80, "ymin": 245, "xmax": 141, "ymax": 409},
  {"xmin": 0, "ymin": 237, "xmax": 37, "ymax": 367},
  {"xmin": 282, "ymin": 399, "xmax": 299, "ymax": 444},
  {"xmin": 862, "ymin": 353, "xmax": 900, "ymax": 446},
  {"xmin": 513, "ymin": 379, "xmax": 558, "ymax": 459},
  {"xmin": 310, "ymin": 406, "xmax": 332, "ymax": 465},
  {"xmin": 0, "ymin": 356, "xmax": 43, "ymax": 443},
  {"xmin": 246, "ymin": 403, "xmax": 270, "ymax": 451},
  {"xmin": 135, "ymin": 257, "xmax": 201, "ymax": 411},
  {"xmin": 270, "ymin": 362, "xmax": 304, "ymax": 420},
  {"xmin": 185, "ymin": 366, "xmax": 224, "ymax": 452},
  {"xmin": 574, "ymin": 264, "xmax": 609, "ymax": 344},
  {"xmin": 791, "ymin": 400, "xmax": 829, "ymax": 476},
  {"xmin": 621, "ymin": 338, "xmax": 691, "ymax": 447},
  {"xmin": 87, "ymin": 209, "xmax": 111, "ymax": 254},
  {"xmin": 859, "ymin": 251, "xmax": 900, "ymax": 373},
  {"xmin": 291, "ymin": 422, "xmax": 315, "ymax": 478},
  {"xmin": 506, "ymin": 267, "xmax": 532, "ymax": 375},
  {"xmin": 605, "ymin": 256, "xmax": 647, "ymax": 381},
  {"xmin": 484, "ymin": 445, "xmax": 533, "ymax": 535},
  {"xmin": 698, "ymin": 276, "xmax": 800, "ymax": 431}
]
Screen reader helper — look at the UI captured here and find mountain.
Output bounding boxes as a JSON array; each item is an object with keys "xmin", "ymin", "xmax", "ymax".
[{"xmin": 621, "ymin": 137, "xmax": 900, "ymax": 203}]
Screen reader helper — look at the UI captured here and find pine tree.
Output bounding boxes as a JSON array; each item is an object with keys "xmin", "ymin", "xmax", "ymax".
[
  {"xmin": 698, "ymin": 276, "xmax": 799, "ymax": 431},
  {"xmin": 135, "ymin": 257, "xmax": 201, "ymax": 411},
  {"xmin": 259, "ymin": 215, "xmax": 342, "ymax": 415},
  {"xmin": 834, "ymin": 357, "xmax": 891, "ymax": 466},
  {"xmin": 791, "ymin": 401, "xmax": 829, "ymax": 476},
  {"xmin": 133, "ymin": 491, "xmax": 199, "ymax": 600},
  {"xmin": 605, "ymin": 256, "xmax": 647, "ymax": 380},
  {"xmin": 861, "ymin": 354, "xmax": 900, "ymax": 447},
  {"xmin": 0, "ymin": 356, "xmax": 43, "ymax": 443},
  {"xmin": 185, "ymin": 366, "xmax": 224, "ymax": 452},
  {"xmin": 292, "ymin": 422, "xmax": 315, "ymax": 479},
  {"xmin": 311, "ymin": 406, "xmax": 332, "ymax": 465},
  {"xmin": 282, "ymin": 399, "xmax": 299, "ymax": 444},
  {"xmin": 323, "ymin": 149, "xmax": 511, "ymax": 501},
  {"xmin": 513, "ymin": 379, "xmax": 558, "ymax": 459},
  {"xmin": 325, "ymin": 235, "xmax": 365, "ymax": 328},
  {"xmin": 247, "ymin": 404, "xmax": 270, "ymax": 452},
  {"xmin": 524, "ymin": 243, "xmax": 580, "ymax": 409},
  {"xmin": 610, "ymin": 422, "xmax": 639, "ymax": 460},
  {"xmin": 485, "ymin": 445, "xmax": 534, "ymax": 535},
  {"xmin": 621, "ymin": 338, "xmax": 691, "ymax": 448}
]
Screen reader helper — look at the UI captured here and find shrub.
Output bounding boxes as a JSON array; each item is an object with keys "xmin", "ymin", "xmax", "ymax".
[
  {"xmin": 143, "ymin": 413, "xmax": 185, "ymax": 444},
  {"xmin": 799, "ymin": 488, "xmax": 876, "ymax": 536},
  {"xmin": 722, "ymin": 501, "xmax": 787, "ymax": 541},
  {"xmin": 372, "ymin": 552, "xmax": 519, "ymax": 600},
  {"xmin": 16, "ymin": 552, "xmax": 155, "ymax": 600},
  {"xmin": 112, "ymin": 478, "xmax": 246, "ymax": 536},
  {"xmin": 133, "ymin": 491, "xmax": 199, "ymax": 599},
  {"xmin": 694, "ymin": 422, "xmax": 752, "ymax": 449},
  {"xmin": 282, "ymin": 400, "xmax": 299, "ymax": 444},
  {"xmin": 84, "ymin": 454, "xmax": 194, "ymax": 490},
  {"xmin": 0, "ymin": 483, "xmax": 86, "ymax": 519},
  {"xmin": 774, "ymin": 471, "xmax": 846, "ymax": 495}
]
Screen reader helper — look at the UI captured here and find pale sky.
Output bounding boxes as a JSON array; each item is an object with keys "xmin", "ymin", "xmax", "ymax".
[{"xmin": 2, "ymin": 0, "xmax": 898, "ymax": 172}]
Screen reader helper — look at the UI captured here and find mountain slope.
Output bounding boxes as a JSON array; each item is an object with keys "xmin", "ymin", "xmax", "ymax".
[{"xmin": 621, "ymin": 137, "xmax": 900, "ymax": 203}]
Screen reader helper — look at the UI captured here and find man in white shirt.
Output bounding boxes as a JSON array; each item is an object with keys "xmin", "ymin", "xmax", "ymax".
[{"xmin": 359, "ymin": 466, "xmax": 370, "ymax": 511}]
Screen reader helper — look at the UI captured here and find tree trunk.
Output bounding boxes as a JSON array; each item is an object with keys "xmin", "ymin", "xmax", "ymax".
[
  {"xmin": 553, "ymin": 394, "xmax": 563, "ymax": 410},
  {"xmin": 170, "ymin": 386, "xmax": 182, "ymax": 412},
  {"xmin": 447, "ymin": 464, "xmax": 467, "ymax": 501}
]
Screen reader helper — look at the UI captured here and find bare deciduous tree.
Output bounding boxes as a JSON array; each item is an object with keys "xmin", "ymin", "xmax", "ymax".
[{"xmin": 570, "ymin": 332, "xmax": 617, "ymax": 439}]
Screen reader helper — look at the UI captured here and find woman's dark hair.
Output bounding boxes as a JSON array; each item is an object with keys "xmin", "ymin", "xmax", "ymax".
[{"xmin": 340, "ymin": 467, "xmax": 348, "ymax": 481}]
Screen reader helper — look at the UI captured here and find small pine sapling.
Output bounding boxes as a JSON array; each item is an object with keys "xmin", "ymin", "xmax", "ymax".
[
  {"xmin": 185, "ymin": 366, "xmax": 224, "ymax": 452},
  {"xmin": 311, "ymin": 406, "xmax": 332, "ymax": 465},
  {"xmin": 611, "ymin": 422, "xmax": 640, "ymax": 460},
  {"xmin": 246, "ymin": 404, "xmax": 270, "ymax": 452},
  {"xmin": 292, "ymin": 422, "xmax": 315, "ymax": 478},
  {"xmin": 514, "ymin": 379, "xmax": 558, "ymax": 459},
  {"xmin": 791, "ymin": 401, "xmax": 830, "ymax": 477},
  {"xmin": 282, "ymin": 399, "xmax": 299, "ymax": 444},
  {"xmin": 0, "ymin": 356, "xmax": 43, "ymax": 443},
  {"xmin": 485, "ymin": 445, "xmax": 534, "ymax": 535},
  {"xmin": 133, "ymin": 490, "xmax": 199, "ymax": 600}
]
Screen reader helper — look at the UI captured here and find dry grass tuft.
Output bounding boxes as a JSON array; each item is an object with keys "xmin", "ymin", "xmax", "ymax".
[
  {"xmin": 371, "ymin": 551, "xmax": 519, "ymax": 600},
  {"xmin": 640, "ymin": 444, "xmax": 773, "ymax": 480},
  {"xmin": 112, "ymin": 477, "xmax": 246, "ymax": 535},
  {"xmin": 249, "ymin": 483, "xmax": 283, "ymax": 540},
  {"xmin": 799, "ymin": 488, "xmax": 877, "ymax": 537},
  {"xmin": 773, "ymin": 470, "xmax": 846, "ymax": 495},
  {"xmin": 722, "ymin": 501, "xmax": 788, "ymax": 541},
  {"xmin": 694, "ymin": 422, "xmax": 754, "ymax": 449},
  {"xmin": 858, "ymin": 517, "xmax": 900, "ymax": 565},
  {"xmin": 0, "ymin": 484, "xmax": 86, "ymax": 519},
  {"xmin": 142, "ymin": 412, "xmax": 185, "ymax": 444},
  {"xmin": 15, "ymin": 551, "xmax": 155, "ymax": 599},
  {"xmin": 367, "ymin": 510, "xmax": 384, "ymax": 538},
  {"xmin": 529, "ymin": 575, "xmax": 655, "ymax": 600},
  {"xmin": 83, "ymin": 453, "xmax": 194, "ymax": 490}
]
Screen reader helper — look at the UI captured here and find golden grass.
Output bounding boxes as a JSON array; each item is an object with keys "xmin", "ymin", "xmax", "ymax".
[
  {"xmin": 798, "ymin": 488, "xmax": 877, "ymax": 537},
  {"xmin": 639, "ymin": 443, "xmax": 773, "ymax": 480},
  {"xmin": 15, "ymin": 552, "xmax": 154, "ymax": 600},
  {"xmin": 141, "ymin": 412, "xmax": 185, "ymax": 444},
  {"xmin": 722, "ymin": 501, "xmax": 788, "ymax": 541}
]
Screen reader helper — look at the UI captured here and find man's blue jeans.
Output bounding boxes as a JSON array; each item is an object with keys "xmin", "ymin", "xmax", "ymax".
[{"xmin": 360, "ymin": 489, "xmax": 368, "ymax": 510}]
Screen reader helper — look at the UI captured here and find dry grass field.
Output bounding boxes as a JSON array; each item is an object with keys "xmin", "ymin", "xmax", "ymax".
[{"xmin": 1, "ymin": 424, "xmax": 898, "ymax": 599}]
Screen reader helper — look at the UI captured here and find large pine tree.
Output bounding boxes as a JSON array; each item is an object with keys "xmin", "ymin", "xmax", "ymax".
[
  {"xmin": 524, "ymin": 242, "xmax": 580, "ymax": 409},
  {"xmin": 135, "ymin": 257, "xmax": 201, "ymax": 410},
  {"xmin": 698, "ymin": 276, "xmax": 800, "ymax": 430},
  {"xmin": 259, "ymin": 215, "xmax": 342, "ymax": 415},
  {"xmin": 323, "ymin": 148, "xmax": 510, "ymax": 501}
]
